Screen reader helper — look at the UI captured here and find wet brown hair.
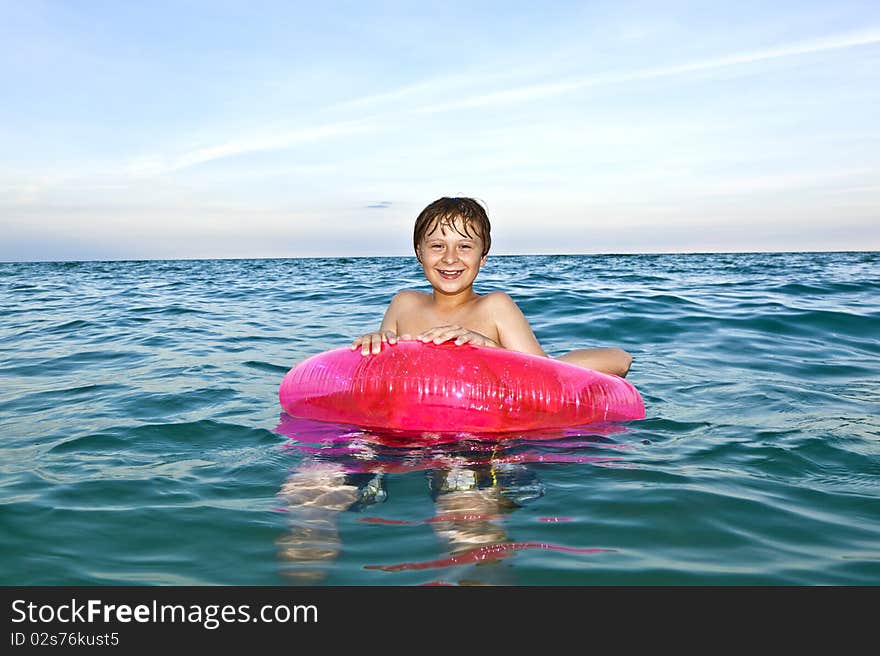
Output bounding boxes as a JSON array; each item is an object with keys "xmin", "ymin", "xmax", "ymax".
[{"xmin": 413, "ymin": 197, "xmax": 491, "ymax": 261}]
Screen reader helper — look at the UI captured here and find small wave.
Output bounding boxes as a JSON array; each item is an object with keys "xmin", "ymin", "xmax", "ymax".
[
  {"xmin": 41, "ymin": 320, "xmax": 103, "ymax": 338},
  {"xmin": 48, "ymin": 432, "xmax": 132, "ymax": 454},
  {"xmin": 243, "ymin": 360, "xmax": 290, "ymax": 373},
  {"xmin": 128, "ymin": 305, "xmax": 209, "ymax": 316},
  {"xmin": 117, "ymin": 387, "xmax": 239, "ymax": 418},
  {"xmin": 0, "ymin": 350, "xmax": 146, "ymax": 376},
  {"xmin": 0, "ymin": 382, "xmax": 129, "ymax": 414}
]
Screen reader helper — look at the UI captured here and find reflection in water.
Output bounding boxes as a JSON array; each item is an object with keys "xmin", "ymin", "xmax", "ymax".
[
  {"xmin": 428, "ymin": 468, "xmax": 519, "ymax": 557},
  {"xmin": 273, "ymin": 416, "xmax": 627, "ymax": 584},
  {"xmin": 276, "ymin": 462, "xmax": 362, "ymax": 583}
]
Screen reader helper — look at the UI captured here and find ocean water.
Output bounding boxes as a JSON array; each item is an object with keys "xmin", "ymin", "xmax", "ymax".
[{"xmin": 1, "ymin": 252, "xmax": 878, "ymax": 586}]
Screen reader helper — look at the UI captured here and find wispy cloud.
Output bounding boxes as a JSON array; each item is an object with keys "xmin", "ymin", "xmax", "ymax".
[
  {"xmin": 125, "ymin": 119, "xmax": 375, "ymax": 177},
  {"xmin": 330, "ymin": 67, "xmax": 527, "ymax": 112},
  {"xmin": 638, "ymin": 28, "xmax": 880, "ymax": 78},
  {"xmin": 414, "ymin": 28, "xmax": 880, "ymax": 113},
  {"xmin": 332, "ymin": 77, "xmax": 453, "ymax": 111},
  {"xmin": 366, "ymin": 201, "xmax": 392, "ymax": 209}
]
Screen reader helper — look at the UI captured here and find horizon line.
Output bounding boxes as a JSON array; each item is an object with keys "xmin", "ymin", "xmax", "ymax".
[{"xmin": 2, "ymin": 248, "xmax": 877, "ymax": 265}]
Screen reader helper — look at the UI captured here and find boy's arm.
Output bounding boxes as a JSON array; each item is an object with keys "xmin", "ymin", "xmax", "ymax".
[
  {"xmin": 351, "ymin": 291, "xmax": 406, "ymax": 355},
  {"xmin": 378, "ymin": 293, "xmax": 403, "ymax": 334},
  {"xmin": 489, "ymin": 292, "xmax": 548, "ymax": 357}
]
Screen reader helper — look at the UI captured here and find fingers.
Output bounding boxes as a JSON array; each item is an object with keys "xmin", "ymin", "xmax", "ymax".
[
  {"xmin": 367, "ymin": 331, "xmax": 390, "ymax": 355},
  {"xmin": 416, "ymin": 327, "xmax": 442, "ymax": 343},
  {"xmin": 351, "ymin": 330, "xmax": 398, "ymax": 356},
  {"xmin": 352, "ymin": 327, "xmax": 484, "ymax": 353},
  {"xmin": 418, "ymin": 325, "xmax": 466, "ymax": 345},
  {"xmin": 454, "ymin": 332, "xmax": 491, "ymax": 346}
]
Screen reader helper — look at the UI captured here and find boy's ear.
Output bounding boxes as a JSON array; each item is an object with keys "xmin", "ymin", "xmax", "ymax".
[
  {"xmin": 480, "ymin": 253, "xmax": 487, "ymax": 267},
  {"xmin": 415, "ymin": 245, "xmax": 422, "ymax": 263}
]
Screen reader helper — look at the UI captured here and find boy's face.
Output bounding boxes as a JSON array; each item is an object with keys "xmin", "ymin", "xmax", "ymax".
[{"xmin": 417, "ymin": 218, "xmax": 487, "ymax": 296}]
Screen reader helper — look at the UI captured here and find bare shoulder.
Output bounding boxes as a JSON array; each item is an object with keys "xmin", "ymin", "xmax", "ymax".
[
  {"xmin": 482, "ymin": 291, "xmax": 524, "ymax": 315},
  {"xmin": 482, "ymin": 291, "xmax": 545, "ymax": 355},
  {"xmin": 381, "ymin": 290, "xmax": 429, "ymax": 333}
]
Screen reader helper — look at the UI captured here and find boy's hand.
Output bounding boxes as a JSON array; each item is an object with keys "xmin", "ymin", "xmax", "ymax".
[
  {"xmin": 416, "ymin": 325, "xmax": 499, "ymax": 348},
  {"xmin": 351, "ymin": 330, "xmax": 398, "ymax": 356}
]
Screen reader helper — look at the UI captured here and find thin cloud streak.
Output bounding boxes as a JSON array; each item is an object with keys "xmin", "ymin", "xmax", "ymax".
[
  {"xmin": 124, "ymin": 119, "xmax": 375, "ymax": 178},
  {"xmin": 331, "ymin": 76, "xmax": 458, "ymax": 110},
  {"xmin": 414, "ymin": 28, "xmax": 880, "ymax": 113},
  {"xmin": 642, "ymin": 27, "xmax": 880, "ymax": 77}
]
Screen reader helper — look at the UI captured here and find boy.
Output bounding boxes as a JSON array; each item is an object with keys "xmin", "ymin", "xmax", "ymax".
[{"xmin": 351, "ymin": 197, "xmax": 632, "ymax": 378}]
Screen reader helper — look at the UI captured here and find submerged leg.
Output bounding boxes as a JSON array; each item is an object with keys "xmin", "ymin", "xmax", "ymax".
[
  {"xmin": 276, "ymin": 463, "xmax": 361, "ymax": 583},
  {"xmin": 556, "ymin": 348, "xmax": 633, "ymax": 378}
]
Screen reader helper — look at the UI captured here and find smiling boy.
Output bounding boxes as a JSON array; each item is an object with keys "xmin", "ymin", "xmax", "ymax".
[{"xmin": 351, "ymin": 197, "xmax": 632, "ymax": 378}]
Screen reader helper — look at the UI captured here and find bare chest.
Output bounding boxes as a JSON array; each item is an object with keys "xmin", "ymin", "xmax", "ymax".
[{"xmin": 397, "ymin": 297, "xmax": 498, "ymax": 340}]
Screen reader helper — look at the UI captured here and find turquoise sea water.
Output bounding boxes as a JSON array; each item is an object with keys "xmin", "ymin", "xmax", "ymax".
[{"xmin": 1, "ymin": 252, "xmax": 878, "ymax": 585}]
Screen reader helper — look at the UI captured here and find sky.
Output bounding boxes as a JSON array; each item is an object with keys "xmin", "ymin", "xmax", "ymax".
[{"xmin": 1, "ymin": 0, "xmax": 879, "ymax": 261}]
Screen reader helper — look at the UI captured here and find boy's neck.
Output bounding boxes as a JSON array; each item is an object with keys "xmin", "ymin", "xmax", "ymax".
[{"xmin": 431, "ymin": 287, "xmax": 479, "ymax": 311}]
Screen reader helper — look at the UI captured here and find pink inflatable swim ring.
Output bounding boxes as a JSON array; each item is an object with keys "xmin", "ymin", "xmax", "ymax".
[{"xmin": 279, "ymin": 341, "xmax": 645, "ymax": 434}]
